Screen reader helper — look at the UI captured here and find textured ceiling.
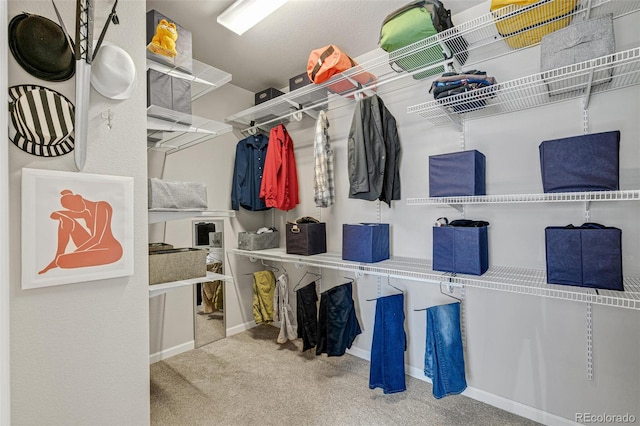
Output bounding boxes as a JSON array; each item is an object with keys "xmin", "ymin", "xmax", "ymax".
[{"xmin": 145, "ymin": 0, "xmax": 486, "ymax": 93}]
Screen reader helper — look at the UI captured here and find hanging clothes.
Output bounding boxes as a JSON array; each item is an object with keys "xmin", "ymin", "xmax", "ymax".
[
  {"xmin": 259, "ymin": 124, "xmax": 300, "ymax": 211},
  {"xmin": 316, "ymin": 282, "xmax": 362, "ymax": 357},
  {"xmin": 369, "ymin": 293, "xmax": 406, "ymax": 394},
  {"xmin": 296, "ymin": 281, "xmax": 319, "ymax": 352},
  {"xmin": 424, "ymin": 302, "xmax": 467, "ymax": 399},
  {"xmin": 202, "ymin": 262, "xmax": 223, "ymax": 314},
  {"xmin": 252, "ymin": 270, "xmax": 276, "ymax": 324},
  {"xmin": 313, "ymin": 110, "xmax": 335, "ymax": 208},
  {"xmin": 347, "ymin": 94, "xmax": 401, "ymax": 206},
  {"xmin": 231, "ymin": 134, "xmax": 270, "ymax": 211},
  {"xmin": 273, "ymin": 273, "xmax": 296, "ymax": 344}
]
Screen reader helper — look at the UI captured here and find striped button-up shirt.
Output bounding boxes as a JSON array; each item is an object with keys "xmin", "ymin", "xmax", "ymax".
[{"xmin": 313, "ymin": 110, "xmax": 335, "ymax": 208}]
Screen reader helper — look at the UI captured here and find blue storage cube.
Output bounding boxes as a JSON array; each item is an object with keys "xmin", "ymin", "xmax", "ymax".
[
  {"xmin": 429, "ymin": 150, "xmax": 486, "ymax": 197},
  {"xmin": 539, "ymin": 131, "xmax": 620, "ymax": 193},
  {"xmin": 342, "ymin": 223, "xmax": 390, "ymax": 263},
  {"xmin": 545, "ymin": 224, "xmax": 623, "ymax": 291},
  {"xmin": 433, "ymin": 223, "xmax": 489, "ymax": 276}
]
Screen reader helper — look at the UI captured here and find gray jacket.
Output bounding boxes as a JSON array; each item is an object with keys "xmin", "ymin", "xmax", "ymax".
[{"xmin": 347, "ymin": 95, "xmax": 401, "ymax": 206}]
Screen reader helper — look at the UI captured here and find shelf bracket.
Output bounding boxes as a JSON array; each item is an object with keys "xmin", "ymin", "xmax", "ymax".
[
  {"xmin": 584, "ymin": 201, "xmax": 591, "ymax": 222},
  {"xmin": 586, "ymin": 302, "xmax": 594, "ymax": 381},
  {"xmin": 449, "ymin": 204, "xmax": 464, "ymax": 213},
  {"xmin": 582, "ymin": 69, "xmax": 595, "ymax": 111}
]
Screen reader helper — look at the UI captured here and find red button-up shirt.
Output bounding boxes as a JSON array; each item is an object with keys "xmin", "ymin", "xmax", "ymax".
[{"xmin": 259, "ymin": 124, "xmax": 299, "ymax": 211}]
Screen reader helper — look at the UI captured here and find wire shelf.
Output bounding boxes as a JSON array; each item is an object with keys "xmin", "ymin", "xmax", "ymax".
[
  {"xmin": 407, "ymin": 47, "xmax": 640, "ymax": 125},
  {"xmin": 406, "ymin": 190, "xmax": 640, "ymax": 205},
  {"xmin": 146, "ymin": 105, "xmax": 232, "ymax": 155},
  {"xmin": 149, "ymin": 271, "xmax": 233, "ymax": 298},
  {"xmin": 224, "ymin": 0, "xmax": 640, "ymax": 132},
  {"xmin": 146, "ymin": 58, "xmax": 232, "ymax": 101},
  {"xmin": 229, "ymin": 248, "xmax": 640, "ymax": 310}
]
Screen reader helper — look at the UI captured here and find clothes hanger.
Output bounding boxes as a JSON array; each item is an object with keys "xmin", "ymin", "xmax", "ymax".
[
  {"xmin": 414, "ymin": 282, "xmax": 462, "ymax": 311},
  {"xmin": 366, "ymin": 276, "xmax": 404, "ymax": 301},
  {"xmin": 293, "ymin": 270, "xmax": 321, "ymax": 292},
  {"xmin": 260, "ymin": 259, "xmax": 279, "ymax": 273}
]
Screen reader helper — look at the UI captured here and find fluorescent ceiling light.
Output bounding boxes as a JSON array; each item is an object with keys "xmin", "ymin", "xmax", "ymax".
[{"xmin": 217, "ymin": 0, "xmax": 288, "ymax": 36}]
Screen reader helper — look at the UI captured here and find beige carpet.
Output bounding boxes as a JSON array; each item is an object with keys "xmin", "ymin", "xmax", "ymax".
[{"xmin": 150, "ymin": 325, "xmax": 540, "ymax": 426}]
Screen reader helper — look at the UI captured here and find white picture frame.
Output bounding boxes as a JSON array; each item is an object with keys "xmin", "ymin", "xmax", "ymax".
[{"xmin": 21, "ymin": 168, "xmax": 134, "ymax": 289}]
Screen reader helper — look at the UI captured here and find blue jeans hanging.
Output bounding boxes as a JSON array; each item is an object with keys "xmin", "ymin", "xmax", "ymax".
[
  {"xmin": 369, "ymin": 293, "xmax": 406, "ymax": 394},
  {"xmin": 424, "ymin": 302, "xmax": 467, "ymax": 399}
]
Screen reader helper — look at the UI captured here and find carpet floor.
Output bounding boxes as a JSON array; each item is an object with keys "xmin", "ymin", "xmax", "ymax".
[{"xmin": 150, "ymin": 325, "xmax": 540, "ymax": 426}]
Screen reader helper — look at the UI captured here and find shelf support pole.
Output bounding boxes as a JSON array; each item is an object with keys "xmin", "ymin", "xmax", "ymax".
[{"xmin": 586, "ymin": 302, "xmax": 594, "ymax": 381}]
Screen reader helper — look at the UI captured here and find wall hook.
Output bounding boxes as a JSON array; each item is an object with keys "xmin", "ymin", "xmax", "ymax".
[{"xmin": 101, "ymin": 109, "xmax": 113, "ymax": 129}]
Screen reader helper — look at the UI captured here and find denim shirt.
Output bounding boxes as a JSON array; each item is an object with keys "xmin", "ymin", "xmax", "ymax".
[{"xmin": 231, "ymin": 134, "xmax": 270, "ymax": 211}]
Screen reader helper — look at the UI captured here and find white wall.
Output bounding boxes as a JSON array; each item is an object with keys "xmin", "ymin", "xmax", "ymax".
[
  {"xmin": 159, "ymin": 4, "xmax": 640, "ymax": 426},
  {"xmin": 1, "ymin": 1, "xmax": 11, "ymax": 423},
  {"xmin": 7, "ymin": 0, "xmax": 149, "ymax": 424},
  {"xmin": 148, "ymin": 82, "xmax": 264, "ymax": 357}
]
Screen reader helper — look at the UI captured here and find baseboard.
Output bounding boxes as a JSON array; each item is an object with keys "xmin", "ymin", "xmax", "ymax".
[
  {"xmin": 226, "ymin": 320, "xmax": 257, "ymax": 337},
  {"xmin": 149, "ymin": 340, "xmax": 195, "ymax": 364},
  {"xmin": 348, "ymin": 347, "xmax": 576, "ymax": 426}
]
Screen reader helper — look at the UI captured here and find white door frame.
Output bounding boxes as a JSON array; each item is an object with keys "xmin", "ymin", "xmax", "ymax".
[{"xmin": 1, "ymin": 0, "xmax": 11, "ymax": 423}]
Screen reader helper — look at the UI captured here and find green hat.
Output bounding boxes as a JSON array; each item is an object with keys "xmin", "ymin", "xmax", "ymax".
[{"xmin": 8, "ymin": 13, "xmax": 75, "ymax": 82}]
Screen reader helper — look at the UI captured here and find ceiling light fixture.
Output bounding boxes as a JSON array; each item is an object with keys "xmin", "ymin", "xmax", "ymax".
[{"xmin": 217, "ymin": 0, "xmax": 288, "ymax": 36}]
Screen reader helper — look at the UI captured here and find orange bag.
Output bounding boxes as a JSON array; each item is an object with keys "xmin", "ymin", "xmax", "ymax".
[{"xmin": 307, "ymin": 45, "xmax": 376, "ymax": 96}]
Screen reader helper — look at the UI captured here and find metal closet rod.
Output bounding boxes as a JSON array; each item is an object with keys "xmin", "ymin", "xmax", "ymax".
[
  {"xmin": 241, "ymin": 59, "xmax": 454, "ymax": 134},
  {"xmin": 236, "ymin": 251, "xmax": 464, "ymax": 286}
]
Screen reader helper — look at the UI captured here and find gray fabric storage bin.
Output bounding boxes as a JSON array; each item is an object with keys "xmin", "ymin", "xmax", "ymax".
[
  {"xmin": 148, "ymin": 178, "xmax": 207, "ymax": 210},
  {"xmin": 149, "ymin": 242, "xmax": 174, "ymax": 252},
  {"xmin": 149, "ymin": 247, "xmax": 207, "ymax": 285},
  {"xmin": 238, "ymin": 231, "xmax": 279, "ymax": 251},
  {"xmin": 541, "ymin": 14, "xmax": 614, "ymax": 95},
  {"xmin": 209, "ymin": 232, "xmax": 223, "ymax": 248}
]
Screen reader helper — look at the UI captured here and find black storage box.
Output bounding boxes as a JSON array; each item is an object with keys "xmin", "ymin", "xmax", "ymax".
[
  {"xmin": 286, "ymin": 222, "xmax": 326, "ymax": 256},
  {"xmin": 289, "ymin": 72, "xmax": 312, "ymax": 91},
  {"xmin": 255, "ymin": 87, "xmax": 285, "ymax": 105},
  {"xmin": 146, "ymin": 9, "xmax": 193, "ymax": 73},
  {"xmin": 147, "ymin": 69, "xmax": 192, "ymax": 123}
]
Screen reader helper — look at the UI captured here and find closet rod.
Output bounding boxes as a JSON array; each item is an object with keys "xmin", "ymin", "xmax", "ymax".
[{"xmin": 240, "ymin": 59, "xmax": 453, "ymax": 134}]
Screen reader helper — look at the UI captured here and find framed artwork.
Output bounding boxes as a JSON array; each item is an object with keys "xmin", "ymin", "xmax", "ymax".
[{"xmin": 21, "ymin": 168, "xmax": 134, "ymax": 289}]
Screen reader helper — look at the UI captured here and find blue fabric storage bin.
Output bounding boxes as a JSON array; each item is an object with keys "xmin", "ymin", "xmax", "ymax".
[
  {"xmin": 539, "ymin": 131, "xmax": 620, "ymax": 193},
  {"xmin": 432, "ymin": 222, "xmax": 489, "ymax": 276},
  {"xmin": 545, "ymin": 224, "xmax": 623, "ymax": 291},
  {"xmin": 429, "ymin": 150, "xmax": 486, "ymax": 197},
  {"xmin": 342, "ymin": 223, "xmax": 390, "ymax": 263}
]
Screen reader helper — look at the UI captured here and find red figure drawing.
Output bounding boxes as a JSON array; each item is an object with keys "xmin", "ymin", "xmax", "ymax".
[{"xmin": 39, "ymin": 189, "xmax": 123, "ymax": 274}]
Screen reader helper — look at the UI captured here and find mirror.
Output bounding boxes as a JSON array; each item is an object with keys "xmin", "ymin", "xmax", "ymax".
[{"xmin": 192, "ymin": 219, "xmax": 225, "ymax": 347}]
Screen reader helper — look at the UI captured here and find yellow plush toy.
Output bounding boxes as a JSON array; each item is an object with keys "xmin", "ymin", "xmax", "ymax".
[{"xmin": 148, "ymin": 19, "xmax": 178, "ymax": 58}]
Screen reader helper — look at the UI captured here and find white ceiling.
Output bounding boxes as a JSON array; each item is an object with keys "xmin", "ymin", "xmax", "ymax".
[{"xmin": 145, "ymin": 0, "xmax": 486, "ymax": 94}]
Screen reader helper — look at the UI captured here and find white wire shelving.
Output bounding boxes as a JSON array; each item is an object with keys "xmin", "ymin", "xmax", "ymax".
[
  {"xmin": 228, "ymin": 248, "xmax": 640, "ymax": 311},
  {"xmin": 224, "ymin": 0, "xmax": 640, "ymax": 133},
  {"xmin": 147, "ymin": 58, "xmax": 232, "ymax": 154},
  {"xmin": 407, "ymin": 47, "xmax": 640, "ymax": 127},
  {"xmin": 148, "ymin": 209, "xmax": 235, "ymax": 224},
  {"xmin": 149, "ymin": 270, "xmax": 233, "ymax": 298},
  {"xmin": 406, "ymin": 189, "xmax": 640, "ymax": 206}
]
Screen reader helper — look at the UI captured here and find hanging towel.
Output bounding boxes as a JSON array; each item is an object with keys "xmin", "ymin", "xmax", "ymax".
[
  {"xmin": 296, "ymin": 281, "xmax": 319, "ymax": 352},
  {"xmin": 252, "ymin": 270, "xmax": 276, "ymax": 324},
  {"xmin": 369, "ymin": 293, "xmax": 406, "ymax": 394},
  {"xmin": 424, "ymin": 302, "xmax": 467, "ymax": 399},
  {"xmin": 316, "ymin": 282, "xmax": 362, "ymax": 357},
  {"xmin": 273, "ymin": 273, "xmax": 296, "ymax": 344}
]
